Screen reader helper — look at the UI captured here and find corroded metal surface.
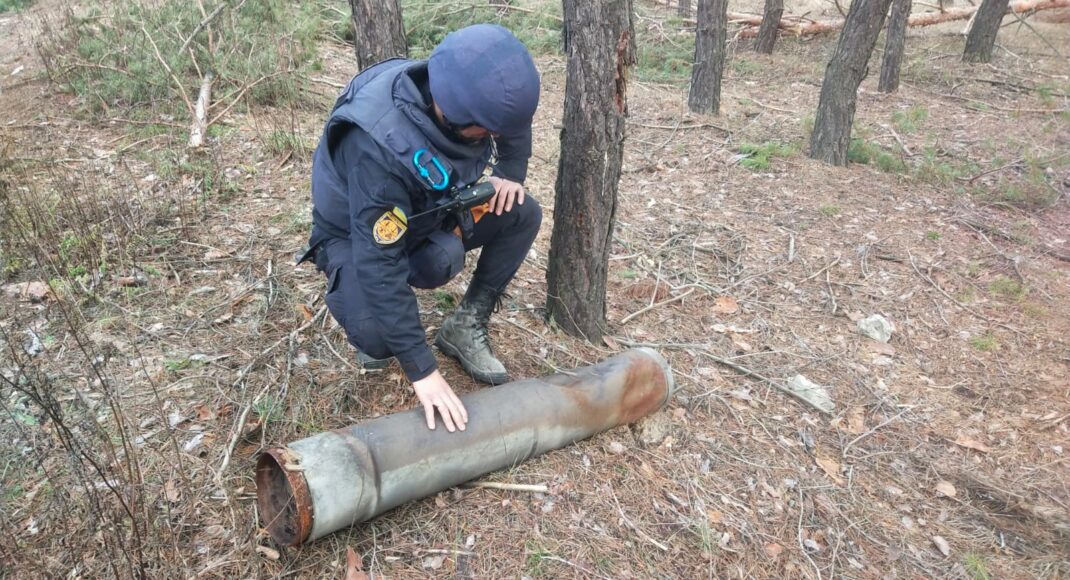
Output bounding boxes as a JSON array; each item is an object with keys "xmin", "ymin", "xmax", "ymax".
[
  {"xmin": 255, "ymin": 447, "xmax": 314, "ymax": 546},
  {"xmin": 256, "ymin": 348, "xmax": 673, "ymax": 545}
]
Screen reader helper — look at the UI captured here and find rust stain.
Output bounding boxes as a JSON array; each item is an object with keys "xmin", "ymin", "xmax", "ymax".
[
  {"xmin": 617, "ymin": 354, "xmax": 670, "ymax": 424},
  {"xmin": 256, "ymin": 447, "xmax": 314, "ymax": 546}
]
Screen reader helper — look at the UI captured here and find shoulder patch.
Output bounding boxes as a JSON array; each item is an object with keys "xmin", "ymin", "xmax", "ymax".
[{"xmin": 372, "ymin": 207, "xmax": 408, "ymax": 245}]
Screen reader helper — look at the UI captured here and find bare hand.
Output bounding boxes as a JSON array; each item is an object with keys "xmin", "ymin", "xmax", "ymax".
[
  {"xmin": 412, "ymin": 370, "xmax": 468, "ymax": 432},
  {"xmin": 487, "ymin": 176, "xmax": 525, "ymax": 216}
]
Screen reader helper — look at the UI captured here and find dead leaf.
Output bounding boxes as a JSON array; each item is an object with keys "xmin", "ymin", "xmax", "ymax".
[
  {"xmin": 935, "ymin": 480, "xmax": 957, "ymax": 498},
  {"xmin": 256, "ymin": 545, "xmax": 280, "ymax": 560},
  {"xmin": 730, "ymin": 334, "xmax": 753, "ymax": 352},
  {"xmin": 712, "ymin": 296, "xmax": 739, "ymax": 314},
  {"xmin": 345, "ymin": 546, "xmax": 369, "ymax": 580},
  {"xmin": 212, "ymin": 312, "xmax": 234, "ymax": 325},
  {"xmin": 729, "ymin": 388, "xmax": 753, "ymax": 402},
  {"xmin": 298, "ymin": 304, "xmax": 314, "ymax": 321},
  {"xmin": 164, "ymin": 478, "xmax": 180, "ymax": 502},
  {"xmin": 204, "ymin": 249, "xmax": 229, "ymax": 260},
  {"xmin": 2, "ymin": 281, "xmax": 53, "ymax": 303},
  {"xmin": 815, "ymin": 456, "xmax": 846, "ymax": 486},
  {"xmin": 194, "ymin": 403, "xmax": 215, "ymax": 422},
  {"xmin": 953, "ymin": 435, "xmax": 991, "ymax": 453},
  {"xmin": 602, "ymin": 335, "xmax": 620, "ymax": 350},
  {"xmin": 706, "ymin": 509, "xmax": 724, "ymax": 524},
  {"xmin": 764, "ymin": 542, "xmax": 784, "ymax": 558},
  {"xmin": 846, "ymin": 407, "xmax": 866, "ymax": 434},
  {"xmin": 864, "ymin": 339, "xmax": 896, "ymax": 356},
  {"xmin": 116, "ymin": 276, "xmax": 146, "ymax": 287},
  {"xmin": 931, "ymin": 535, "xmax": 950, "ymax": 557},
  {"xmin": 241, "ymin": 418, "xmax": 263, "ymax": 440}
]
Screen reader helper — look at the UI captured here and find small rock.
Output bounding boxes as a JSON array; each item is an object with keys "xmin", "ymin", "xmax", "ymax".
[
  {"xmin": 183, "ymin": 433, "xmax": 206, "ymax": 453},
  {"xmin": 785, "ymin": 375, "xmax": 835, "ymax": 413},
  {"xmin": 22, "ymin": 330, "xmax": 44, "ymax": 356},
  {"xmin": 632, "ymin": 411, "xmax": 672, "ymax": 446},
  {"xmin": 932, "ymin": 535, "xmax": 950, "ymax": 557},
  {"xmin": 607, "ymin": 441, "xmax": 627, "ymax": 454},
  {"xmin": 422, "ymin": 555, "xmax": 445, "ymax": 570},
  {"xmin": 857, "ymin": 314, "xmax": 894, "ymax": 343}
]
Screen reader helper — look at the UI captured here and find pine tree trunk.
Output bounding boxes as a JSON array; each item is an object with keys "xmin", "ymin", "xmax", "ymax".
[
  {"xmin": 809, "ymin": 0, "xmax": 894, "ymax": 165},
  {"xmin": 546, "ymin": 0, "xmax": 635, "ymax": 342},
  {"xmin": 963, "ymin": 0, "xmax": 1010, "ymax": 63},
  {"xmin": 687, "ymin": 0, "xmax": 728, "ymax": 114},
  {"xmin": 878, "ymin": 0, "xmax": 911, "ymax": 92},
  {"xmin": 754, "ymin": 0, "xmax": 784, "ymax": 54},
  {"xmin": 349, "ymin": 0, "xmax": 408, "ymax": 71},
  {"xmin": 678, "ymin": 0, "xmax": 691, "ymax": 17}
]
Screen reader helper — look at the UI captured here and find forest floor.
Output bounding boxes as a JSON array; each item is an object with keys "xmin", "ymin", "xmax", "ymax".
[{"xmin": 1, "ymin": 0, "xmax": 1068, "ymax": 578}]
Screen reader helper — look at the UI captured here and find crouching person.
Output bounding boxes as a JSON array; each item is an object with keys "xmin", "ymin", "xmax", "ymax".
[{"xmin": 302, "ymin": 24, "xmax": 542, "ymax": 434}]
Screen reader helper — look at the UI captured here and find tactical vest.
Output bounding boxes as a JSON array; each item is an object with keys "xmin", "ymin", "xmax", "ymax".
[{"xmin": 309, "ymin": 59, "xmax": 492, "ymax": 245}]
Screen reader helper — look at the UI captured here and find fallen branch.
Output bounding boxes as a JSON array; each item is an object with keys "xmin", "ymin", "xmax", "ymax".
[
  {"xmin": 463, "ymin": 481, "xmax": 548, "ymax": 493},
  {"xmin": 188, "ymin": 71, "xmax": 213, "ymax": 148},
  {"xmin": 178, "ymin": 1, "xmax": 229, "ymax": 54},
  {"xmin": 215, "ymin": 306, "xmax": 326, "ymax": 489},
  {"xmin": 614, "ymin": 338, "xmax": 834, "ymax": 415},
  {"xmin": 620, "ymin": 287, "xmax": 695, "ymax": 324},
  {"xmin": 907, "ymin": 252, "xmax": 1025, "ymax": 337},
  {"xmin": 737, "ymin": 0, "xmax": 1069, "ymax": 37},
  {"xmin": 140, "ymin": 25, "xmax": 194, "ymax": 118}
]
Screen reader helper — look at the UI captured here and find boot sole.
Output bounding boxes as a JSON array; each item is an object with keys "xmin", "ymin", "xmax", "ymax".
[{"xmin": 434, "ymin": 334, "xmax": 510, "ymax": 385}]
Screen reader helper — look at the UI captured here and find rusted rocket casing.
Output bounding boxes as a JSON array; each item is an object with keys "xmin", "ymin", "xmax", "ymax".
[{"xmin": 256, "ymin": 348, "xmax": 674, "ymax": 546}]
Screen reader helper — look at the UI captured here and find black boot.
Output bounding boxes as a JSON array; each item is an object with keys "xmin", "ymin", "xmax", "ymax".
[{"xmin": 434, "ymin": 282, "xmax": 510, "ymax": 384}]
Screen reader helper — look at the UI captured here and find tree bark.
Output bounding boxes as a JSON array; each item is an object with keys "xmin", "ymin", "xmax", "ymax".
[
  {"xmin": 546, "ymin": 0, "xmax": 635, "ymax": 341},
  {"xmin": 963, "ymin": 0, "xmax": 1011, "ymax": 63},
  {"xmin": 687, "ymin": 0, "xmax": 728, "ymax": 114},
  {"xmin": 754, "ymin": 0, "xmax": 784, "ymax": 53},
  {"xmin": 878, "ymin": 0, "xmax": 911, "ymax": 92},
  {"xmin": 678, "ymin": 0, "xmax": 691, "ymax": 17},
  {"xmin": 809, "ymin": 0, "xmax": 894, "ymax": 165},
  {"xmin": 349, "ymin": 0, "xmax": 407, "ymax": 71}
]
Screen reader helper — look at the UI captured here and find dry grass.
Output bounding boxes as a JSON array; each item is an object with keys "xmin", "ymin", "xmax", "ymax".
[{"xmin": 1, "ymin": 0, "xmax": 1069, "ymax": 578}]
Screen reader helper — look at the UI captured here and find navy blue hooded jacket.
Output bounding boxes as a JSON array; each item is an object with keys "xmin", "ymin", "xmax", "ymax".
[{"xmin": 309, "ymin": 58, "xmax": 532, "ymax": 381}]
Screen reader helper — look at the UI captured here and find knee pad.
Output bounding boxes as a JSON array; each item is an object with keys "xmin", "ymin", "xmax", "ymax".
[{"xmin": 407, "ymin": 229, "xmax": 465, "ymax": 289}]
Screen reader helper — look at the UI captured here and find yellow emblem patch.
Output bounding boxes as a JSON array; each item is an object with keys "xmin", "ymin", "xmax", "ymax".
[{"xmin": 372, "ymin": 207, "xmax": 408, "ymax": 245}]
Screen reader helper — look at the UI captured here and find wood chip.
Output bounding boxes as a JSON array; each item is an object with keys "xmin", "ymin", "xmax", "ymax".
[
  {"xmin": 953, "ymin": 435, "xmax": 991, "ymax": 453},
  {"xmin": 935, "ymin": 480, "xmax": 957, "ymax": 498},
  {"xmin": 815, "ymin": 456, "xmax": 846, "ymax": 486},
  {"xmin": 256, "ymin": 545, "xmax": 280, "ymax": 560}
]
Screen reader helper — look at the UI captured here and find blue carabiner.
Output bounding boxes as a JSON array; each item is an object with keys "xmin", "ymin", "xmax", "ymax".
[{"xmin": 412, "ymin": 148, "xmax": 450, "ymax": 191}]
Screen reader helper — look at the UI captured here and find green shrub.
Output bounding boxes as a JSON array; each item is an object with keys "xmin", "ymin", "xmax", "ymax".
[
  {"xmin": 736, "ymin": 142, "xmax": 795, "ymax": 171},
  {"xmin": 988, "ymin": 276, "xmax": 1026, "ymax": 300},
  {"xmin": 41, "ymin": 0, "xmax": 325, "ymax": 118},
  {"xmin": 892, "ymin": 105, "xmax": 928, "ymax": 134},
  {"xmin": 0, "ymin": 0, "xmax": 33, "ymax": 12},
  {"xmin": 403, "ymin": 0, "xmax": 563, "ymax": 58}
]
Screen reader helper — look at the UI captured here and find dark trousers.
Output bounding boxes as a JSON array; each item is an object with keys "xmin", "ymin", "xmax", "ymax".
[{"xmin": 316, "ymin": 197, "xmax": 541, "ymax": 358}]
